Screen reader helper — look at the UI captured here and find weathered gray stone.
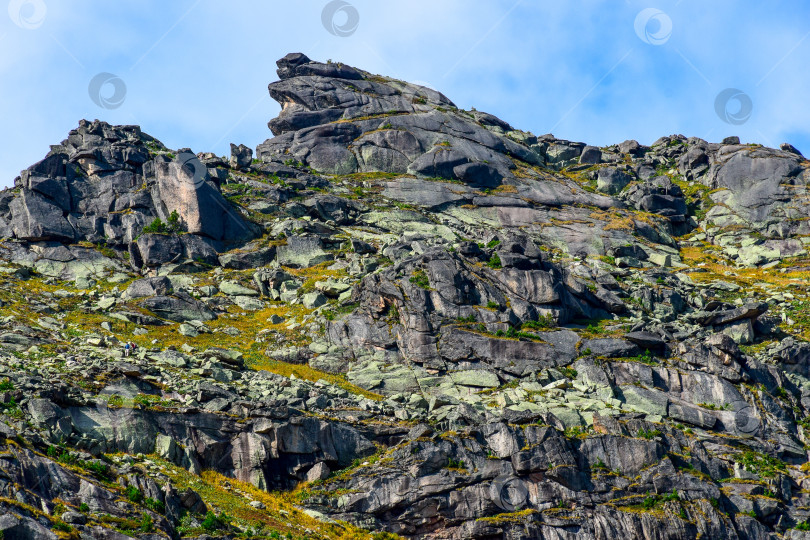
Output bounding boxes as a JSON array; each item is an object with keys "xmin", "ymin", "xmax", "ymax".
[
  {"xmin": 449, "ymin": 370, "xmax": 500, "ymax": 388},
  {"xmin": 155, "ymin": 154, "xmax": 253, "ymax": 242},
  {"xmin": 232, "ymin": 295, "xmax": 265, "ymax": 311},
  {"xmin": 597, "ymin": 167, "xmax": 632, "ymax": 195},
  {"xmin": 141, "ymin": 292, "xmax": 217, "ymax": 322},
  {"xmin": 230, "ymin": 143, "xmax": 253, "ymax": 170},
  {"xmin": 123, "ymin": 276, "xmax": 173, "ymax": 299},
  {"xmin": 219, "ymin": 247, "xmax": 276, "ymax": 269},
  {"xmin": 624, "ymin": 331, "xmax": 665, "ymax": 350},
  {"xmin": 276, "ymin": 236, "xmax": 332, "ymax": 268},
  {"xmin": 621, "ymin": 386, "xmax": 668, "ymax": 416},
  {"xmin": 302, "ymin": 292, "xmax": 327, "ymax": 309},
  {"xmin": 579, "ymin": 145, "xmax": 602, "ymax": 164},
  {"xmin": 219, "ymin": 280, "xmax": 259, "ymax": 297}
]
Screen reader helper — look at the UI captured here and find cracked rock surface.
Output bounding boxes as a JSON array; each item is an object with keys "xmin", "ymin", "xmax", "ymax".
[{"xmin": 1, "ymin": 53, "xmax": 810, "ymax": 539}]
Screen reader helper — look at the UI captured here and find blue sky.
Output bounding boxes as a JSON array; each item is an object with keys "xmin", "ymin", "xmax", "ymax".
[{"xmin": 1, "ymin": 0, "xmax": 808, "ymax": 187}]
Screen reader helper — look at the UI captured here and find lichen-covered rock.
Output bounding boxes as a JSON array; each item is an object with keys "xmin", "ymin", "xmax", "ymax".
[
  {"xmin": 0, "ymin": 120, "xmax": 257, "ymax": 273},
  {"xmin": 2, "ymin": 52, "xmax": 810, "ymax": 540}
]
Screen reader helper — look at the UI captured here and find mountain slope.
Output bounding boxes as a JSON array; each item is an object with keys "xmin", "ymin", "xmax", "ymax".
[{"xmin": 0, "ymin": 53, "xmax": 809, "ymax": 539}]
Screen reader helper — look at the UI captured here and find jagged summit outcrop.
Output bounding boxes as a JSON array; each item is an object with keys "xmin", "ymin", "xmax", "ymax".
[
  {"xmin": 0, "ymin": 119, "xmax": 257, "ymax": 273},
  {"xmin": 1, "ymin": 53, "xmax": 810, "ymax": 540},
  {"xmin": 260, "ymin": 52, "xmax": 537, "ymax": 186}
]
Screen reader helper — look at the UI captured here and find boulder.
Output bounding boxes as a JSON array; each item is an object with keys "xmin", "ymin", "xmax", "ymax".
[
  {"xmin": 155, "ymin": 154, "xmax": 252, "ymax": 242},
  {"xmin": 141, "ymin": 292, "xmax": 217, "ymax": 322},
  {"xmin": 276, "ymin": 236, "xmax": 332, "ymax": 268},
  {"xmin": 301, "ymin": 194, "xmax": 364, "ymax": 225},
  {"xmin": 579, "ymin": 145, "xmax": 602, "ymax": 164},
  {"xmin": 618, "ymin": 139, "xmax": 644, "ymax": 155},
  {"xmin": 780, "ymin": 142, "xmax": 804, "ymax": 158},
  {"xmin": 134, "ymin": 234, "xmax": 184, "ymax": 267},
  {"xmin": 123, "ymin": 276, "xmax": 174, "ymax": 299},
  {"xmin": 622, "ymin": 176, "xmax": 687, "ymax": 221},
  {"xmin": 698, "ymin": 303, "xmax": 768, "ymax": 326},
  {"xmin": 306, "ymin": 462, "xmax": 331, "ymax": 482},
  {"xmin": 706, "ymin": 146, "xmax": 803, "ymax": 225},
  {"xmin": 596, "ymin": 167, "xmax": 632, "ymax": 195},
  {"xmin": 9, "ymin": 189, "xmax": 75, "ymax": 242},
  {"xmin": 450, "ymin": 370, "xmax": 500, "ymax": 388},
  {"xmin": 302, "ymin": 292, "xmax": 327, "ymax": 309},
  {"xmin": 219, "ymin": 280, "xmax": 259, "ymax": 297},
  {"xmin": 229, "ymin": 143, "xmax": 253, "ymax": 170},
  {"xmin": 624, "ymin": 331, "xmax": 665, "ymax": 350},
  {"xmin": 668, "ymin": 402, "xmax": 717, "ymax": 429}
]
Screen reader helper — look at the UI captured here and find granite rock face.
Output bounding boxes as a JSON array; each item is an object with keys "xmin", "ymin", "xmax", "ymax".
[
  {"xmin": 1, "ymin": 53, "xmax": 810, "ymax": 540},
  {"xmin": 0, "ymin": 120, "xmax": 257, "ymax": 273},
  {"xmin": 258, "ymin": 53, "xmax": 540, "ymax": 183}
]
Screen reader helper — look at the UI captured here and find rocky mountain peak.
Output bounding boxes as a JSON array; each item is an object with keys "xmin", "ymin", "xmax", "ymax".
[{"xmin": 0, "ymin": 53, "xmax": 809, "ymax": 539}]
